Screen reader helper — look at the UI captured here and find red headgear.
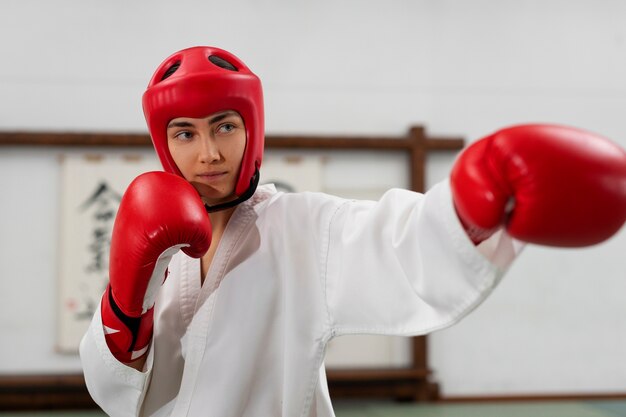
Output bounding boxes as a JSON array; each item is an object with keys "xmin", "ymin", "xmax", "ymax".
[{"xmin": 142, "ymin": 46, "xmax": 264, "ymax": 208}]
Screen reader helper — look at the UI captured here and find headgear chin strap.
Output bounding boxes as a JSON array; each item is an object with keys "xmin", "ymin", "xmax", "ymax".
[
  {"xmin": 142, "ymin": 46, "xmax": 264, "ymax": 211},
  {"xmin": 204, "ymin": 168, "xmax": 260, "ymax": 213}
]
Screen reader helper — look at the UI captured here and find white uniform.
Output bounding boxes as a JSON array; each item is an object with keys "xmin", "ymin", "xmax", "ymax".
[{"xmin": 80, "ymin": 180, "xmax": 520, "ymax": 417}]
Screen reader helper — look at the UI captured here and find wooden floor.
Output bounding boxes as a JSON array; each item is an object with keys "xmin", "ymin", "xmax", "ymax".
[
  {"xmin": 334, "ymin": 399, "xmax": 626, "ymax": 416},
  {"xmin": 1, "ymin": 400, "xmax": 626, "ymax": 417}
]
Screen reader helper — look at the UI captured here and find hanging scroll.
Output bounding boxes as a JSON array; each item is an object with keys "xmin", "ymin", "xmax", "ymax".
[{"xmin": 57, "ymin": 153, "xmax": 160, "ymax": 352}]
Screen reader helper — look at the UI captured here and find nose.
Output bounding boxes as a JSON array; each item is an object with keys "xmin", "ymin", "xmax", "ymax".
[{"xmin": 198, "ymin": 135, "xmax": 221, "ymax": 164}]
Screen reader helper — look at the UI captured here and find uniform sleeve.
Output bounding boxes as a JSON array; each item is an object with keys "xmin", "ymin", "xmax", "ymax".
[
  {"xmin": 79, "ymin": 303, "xmax": 154, "ymax": 417},
  {"xmin": 323, "ymin": 179, "xmax": 522, "ymax": 337}
]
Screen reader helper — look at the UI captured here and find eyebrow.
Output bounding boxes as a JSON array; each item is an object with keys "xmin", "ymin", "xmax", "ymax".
[
  {"xmin": 167, "ymin": 111, "xmax": 239, "ymax": 129},
  {"xmin": 167, "ymin": 121, "xmax": 194, "ymax": 129},
  {"xmin": 208, "ymin": 111, "xmax": 238, "ymax": 125}
]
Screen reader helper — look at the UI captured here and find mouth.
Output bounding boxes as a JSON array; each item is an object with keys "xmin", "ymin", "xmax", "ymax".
[{"xmin": 196, "ymin": 171, "xmax": 228, "ymax": 181}]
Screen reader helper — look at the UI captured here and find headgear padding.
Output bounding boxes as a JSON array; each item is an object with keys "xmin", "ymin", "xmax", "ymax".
[{"xmin": 142, "ymin": 46, "xmax": 264, "ymax": 198}]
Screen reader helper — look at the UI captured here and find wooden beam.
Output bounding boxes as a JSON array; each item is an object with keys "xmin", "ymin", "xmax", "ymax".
[
  {"xmin": 0, "ymin": 128, "xmax": 465, "ymax": 153},
  {"xmin": 0, "ymin": 374, "xmax": 96, "ymax": 410}
]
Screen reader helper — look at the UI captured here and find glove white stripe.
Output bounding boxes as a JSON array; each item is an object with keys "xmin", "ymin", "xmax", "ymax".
[{"xmin": 142, "ymin": 243, "xmax": 189, "ymax": 314}]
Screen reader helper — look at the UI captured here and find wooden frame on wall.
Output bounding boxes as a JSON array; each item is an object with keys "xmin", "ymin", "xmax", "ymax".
[{"xmin": 0, "ymin": 126, "xmax": 464, "ymax": 410}]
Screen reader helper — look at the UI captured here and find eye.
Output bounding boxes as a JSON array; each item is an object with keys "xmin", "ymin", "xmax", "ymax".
[
  {"xmin": 173, "ymin": 131, "xmax": 193, "ymax": 141},
  {"xmin": 216, "ymin": 122, "xmax": 236, "ymax": 134}
]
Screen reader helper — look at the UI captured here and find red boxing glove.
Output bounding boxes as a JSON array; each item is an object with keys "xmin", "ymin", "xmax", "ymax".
[
  {"xmin": 101, "ymin": 172, "xmax": 212, "ymax": 363},
  {"xmin": 450, "ymin": 124, "xmax": 626, "ymax": 246}
]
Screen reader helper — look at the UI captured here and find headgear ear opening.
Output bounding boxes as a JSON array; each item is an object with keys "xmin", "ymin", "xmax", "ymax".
[{"xmin": 142, "ymin": 46, "xmax": 264, "ymax": 209}]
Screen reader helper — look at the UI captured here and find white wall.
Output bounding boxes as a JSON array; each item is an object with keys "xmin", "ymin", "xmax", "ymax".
[{"xmin": 1, "ymin": 0, "xmax": 625, "ymax": 397}]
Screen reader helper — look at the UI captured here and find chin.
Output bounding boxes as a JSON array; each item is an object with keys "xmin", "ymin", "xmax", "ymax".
[{"xmin": 191, "ymin": 182, "xmax": 230, "ymax": 200}]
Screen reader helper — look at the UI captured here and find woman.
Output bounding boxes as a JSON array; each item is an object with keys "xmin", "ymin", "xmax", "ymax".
[{"xmin": 80, "ymin": 46, "xmax": 626, "ymax": 417}]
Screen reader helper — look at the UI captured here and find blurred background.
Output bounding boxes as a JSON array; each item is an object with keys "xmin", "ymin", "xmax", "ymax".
[{"xmin": 0, "ymin": 0, "xmax": 625, "ymax": 414}]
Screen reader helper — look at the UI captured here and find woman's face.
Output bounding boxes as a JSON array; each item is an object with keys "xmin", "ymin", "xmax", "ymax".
[{"xmin": 166, "ymin": 110, "xmax": 246, "ymax": 206}]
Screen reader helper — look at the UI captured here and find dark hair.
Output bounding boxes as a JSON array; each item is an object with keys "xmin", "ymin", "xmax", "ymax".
[
  {"xmin": 209, "ymin": 55, "xmax": 238, "ymax": 71},
  {"xmin": 159, "ymin": 55, "xmax": 238, "ymax": 82},
  {"xmin": 160, "ymin": 61, "xmax": 180, "ymax": 81}
]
